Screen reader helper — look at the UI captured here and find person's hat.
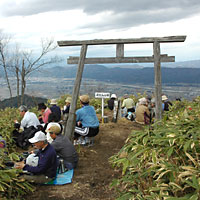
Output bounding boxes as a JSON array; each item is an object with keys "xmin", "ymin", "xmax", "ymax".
[
  {"xmin": 29, "ymin": 131, "xmax": 47, "ymax": 143},
  {"xmin": 80, "ymin": 95, "xmax": 89, "ymax": 103},
  {"xmin": 162, "ymin": 95, "xmax": 168, "ymax": 101},
  {"xmin": 65, "ymin": 97, "xmax": 72, "ymax": 103},
  {"xmin": 123, "ymin": 94, "xmax": 129, "ymax": 99},
  {"xmin": 138, "ymin": 97, "xmax": 147, "ymax": 105},
  {"xmin": 111, "ymin": 94, "xmax": 117, "ymax": 99},
  {"xmin": 45, "ymin": 122, "xmax": 61, "ymax": 134},
  {"xmin": 151, "ymin": 98, "xmax": 155, "ymax": 103},
  {"xmin": 50, "ymin": 99, "xmax": 57, "ymax": 105}
]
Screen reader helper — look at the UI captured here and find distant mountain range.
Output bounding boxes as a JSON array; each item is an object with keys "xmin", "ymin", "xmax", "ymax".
[
  {"xmin": 1, "ymin": 60, "xmax": 200, "ymax": 85},
  {"xmin": 31, "ymin": 60, "xmax": 200, "ymax": 85}
]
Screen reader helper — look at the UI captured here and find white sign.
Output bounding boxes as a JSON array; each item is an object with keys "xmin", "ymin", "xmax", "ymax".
[{"xmin": 95, "ymin": 92, "xmax": 110, "ymax": 99}]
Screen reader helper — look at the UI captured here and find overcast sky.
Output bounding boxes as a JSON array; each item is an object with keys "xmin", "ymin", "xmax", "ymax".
[{"xmin": 0, "ymin": 0, "xmax": 200, "ymax": 63}]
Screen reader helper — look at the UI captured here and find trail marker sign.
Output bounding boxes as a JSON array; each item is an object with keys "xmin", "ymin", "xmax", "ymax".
[
  {"xmin": 95, "ymin": 92, "xmax": 110, "ymax": 123},
  {"xmin": 95, "ymin": 92, "xmax": 110, "ymax": 99}
]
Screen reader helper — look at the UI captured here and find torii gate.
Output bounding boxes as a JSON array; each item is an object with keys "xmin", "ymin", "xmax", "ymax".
[{"xmin": 57, "ymin": 35, "xmax": 186, "ymax": 139}]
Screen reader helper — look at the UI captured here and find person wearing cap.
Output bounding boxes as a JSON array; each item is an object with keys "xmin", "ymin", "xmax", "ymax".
[
  {"xmin": 62, "ymin": 97, "xmax": 72, "ymax": 115},
  {"xmin": 74, "ymin": 95, "xmax": 99, "ymax": 145},
  {"xmin": 14, "ymin": 131, "xmax": 58, "ymax": 184},
  {"xmin": 38, "ymin": 103, "xmax": 52, "ymax": 124},
  {"xmin": 121, "ymin": 94, "xmax": 135, "ymax": 113},
  {"xmin": 135, "ymin": 97, "xmax": 150, "ymax": 125},
  {"xmin": 49, "ymin": 99, "xmax": 61, "ymax": 122},
  {"xmin": 46, "ymin": 122, "xmax": 78, "ymax": 170},
  {"xmin": 162, "ymin": 95, "xmax": 172, "ymax": 111}
]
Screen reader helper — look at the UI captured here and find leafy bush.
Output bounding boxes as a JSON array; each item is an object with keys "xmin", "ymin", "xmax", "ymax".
[
  {"xmin": 0, "ymin": 108, "xmax": 35, "ymax": 199},
  {"xmin": 110, "ymin": 97, "xmax": 200, "ymax": 200}
]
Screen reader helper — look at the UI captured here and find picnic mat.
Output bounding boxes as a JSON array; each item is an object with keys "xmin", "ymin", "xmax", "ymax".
[{"xmin": 45, "ymin": 169, "xmax": 74, "ymax": 185}]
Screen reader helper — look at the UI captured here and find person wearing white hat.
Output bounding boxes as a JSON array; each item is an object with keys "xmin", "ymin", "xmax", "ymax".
[
  {"xmin": 62, "ymin": 97, "xmax": 72, "ymax": 115},
  {"xmin": 14, "ymin": 131, "xmax": 58, "ymax": 184},
  {"xmin": 107, "ymin": 94, "xmax": 117, "ymax": 111},
  {"xmin": 162, "ymin": 95, "xmax": 172, "ymax": 111}
]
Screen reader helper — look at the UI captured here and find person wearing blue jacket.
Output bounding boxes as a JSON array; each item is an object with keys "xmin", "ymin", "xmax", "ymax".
[
  {"xmin": 15, "ymin": 131, "xmax": 58, "ymax": 184},
  {"xmin": 74, "ymin": 95, "xmax": 99, "ymax": 146}
]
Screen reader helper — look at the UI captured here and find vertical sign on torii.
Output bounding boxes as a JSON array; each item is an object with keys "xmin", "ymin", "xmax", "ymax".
[{"xmin": 57, "ymin": 36, "xmax": 186, "ymax": 140}]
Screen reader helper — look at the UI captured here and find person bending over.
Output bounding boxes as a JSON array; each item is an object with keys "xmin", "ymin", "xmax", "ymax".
[{"xmin": 15, "ymin": 131, "xmax": 58, "ymax": 184}]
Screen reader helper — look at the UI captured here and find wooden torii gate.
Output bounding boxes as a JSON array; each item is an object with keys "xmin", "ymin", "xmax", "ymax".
[{"xmin": 57, "ymin": 35, "xmax": 186, "ymax": 139}]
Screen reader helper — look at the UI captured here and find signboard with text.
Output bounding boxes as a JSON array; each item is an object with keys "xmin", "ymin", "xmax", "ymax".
[{"xmin": 95, "ymin": 92, "xmax": 110, "ymax": 99}]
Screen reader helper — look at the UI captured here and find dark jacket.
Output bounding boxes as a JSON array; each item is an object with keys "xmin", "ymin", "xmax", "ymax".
[
  {"xmin": 50, "ymin": 105, "xmax": 61, "ymax": 121},
  {"xmin": 23, "ymin": 143, "xmax": 58, "ymax": 178},
  {"xmin": 108, "ymin": 98, "xmax": 115, "ymax": 110},
  {"xmin": 51, "ymin": 135, "xmax": 78, "ymax": 168}
]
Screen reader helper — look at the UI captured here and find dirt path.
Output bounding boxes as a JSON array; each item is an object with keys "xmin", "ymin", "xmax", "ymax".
[{"xmin": 25, "ymin": 118, "xmax": 142, "ymax": 200}]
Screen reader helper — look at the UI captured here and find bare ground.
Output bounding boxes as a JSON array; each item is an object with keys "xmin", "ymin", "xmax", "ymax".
[{"xmin": 24, "ymin": 117, "xmax": 143, "ymax": 200}]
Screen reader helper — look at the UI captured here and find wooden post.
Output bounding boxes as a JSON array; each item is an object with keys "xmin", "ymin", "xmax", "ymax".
[
  {"xmin": 116, "ymin": 44, "xmax": 124, "ymax": 57},
  {"xmin": 64, "ymin": 44, "xmax": 88, "ymax": 140},
  {"xmin": 153, "ymin": 41, "xmax": 162, "ymax": 120}
]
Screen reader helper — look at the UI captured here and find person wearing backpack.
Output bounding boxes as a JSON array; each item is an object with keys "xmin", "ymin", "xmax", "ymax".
[{"xmin": 13, "ymin": 105, "xmax": 40, "ymax": 149}]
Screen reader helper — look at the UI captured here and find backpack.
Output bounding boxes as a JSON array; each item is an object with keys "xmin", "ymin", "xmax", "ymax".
[{"xmin": 12, "ymin": 126, "xmax": 38, "ymax": 150}]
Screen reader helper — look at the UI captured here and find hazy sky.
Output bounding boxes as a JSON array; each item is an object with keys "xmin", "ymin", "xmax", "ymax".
[{"xmin": 0, "ymin": 0, "xmax": 200, "ymax": 62}]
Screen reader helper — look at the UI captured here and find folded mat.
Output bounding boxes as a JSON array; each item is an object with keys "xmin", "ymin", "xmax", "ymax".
[{"xmin": 45, "ymin": 169, "xmax": 74, "ymax": 185}]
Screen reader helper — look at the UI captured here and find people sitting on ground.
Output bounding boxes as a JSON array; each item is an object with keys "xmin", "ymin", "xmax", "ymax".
[
  {"xmin": 46, "ymin": 122, "xmax": 78, "ymax": 170},
  {"xmin": 121, "ymin": 94, "xmax": 135, "ymax": 113},
  {"xmin": 45, "ymin": 122, "xmax": 60, "ymax": 143},
  {"xmin": 42, "ymin": 113, "xmax": 63, "ymax": 141},
  {"xmin": 62, "ymin": 97, "xmax": 72, "ymax": 115},
  {"xmin": 149, "ymin": 98, "xmax": 156, "ymax": 123},
  {"xmin": 38, "ymin": 103, "xmax": 52, "ymax": 124},
  {"xmin": 13, "ymin": 105, "xmax": 40, "ymax": 149},
  {"xmin": 135, "ymin": 97, "xmax": 150, "ymax": 125},
  {"xmin": 49, "ymin": 99, "xmax": 61, "ymax": 122},
  {"xmin": 162, "ymin": 95, "xmax": 172, "ymax": 111},
  {"xmin": 107, "ymin": 94, "xmax": 117, "ymax": 111},
  {"xmin": 14, "ymin": 131, "xmax": 58, "ymax": 184},
  {"xmin": 15, "ymin": 105, "xmax": 40, "ymax": 130},
  {"xmin": 74, "ymin": 95, "xmax": 99, "ymax": 146}
]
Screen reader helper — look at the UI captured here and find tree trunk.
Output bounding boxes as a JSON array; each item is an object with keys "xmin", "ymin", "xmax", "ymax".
[
  {"xmin": 0, "ymin": 50, "xmax": 12, "ymax": 98},
  {"xmin": 16, "ymin": 67, "xmax": 20, "ymax": 107},
  {"xmin": 20, "ymin": 60, "xmax": 26, "ymax": 105}
]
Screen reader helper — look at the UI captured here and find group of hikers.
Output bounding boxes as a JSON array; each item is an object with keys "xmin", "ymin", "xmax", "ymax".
[
  {"xmin": 3, "ymin": 93, "xmax": 172, "ymax": 185},
  {"xmin": 108, "ymin": 94, "xmax": 173, "ymax": 124},
  {"xmin": 12, "ymin": 94, "xmax": 99, "ymax": 184}
]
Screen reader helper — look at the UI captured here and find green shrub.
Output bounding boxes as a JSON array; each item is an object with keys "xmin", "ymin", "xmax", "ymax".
[
  {"xmin": 0, "ymin": 108, "xmax": 35, "ymax": 199},
  {"xmin": 110, "ymin": 97, "xmax": 200, "ymax": 199}
]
